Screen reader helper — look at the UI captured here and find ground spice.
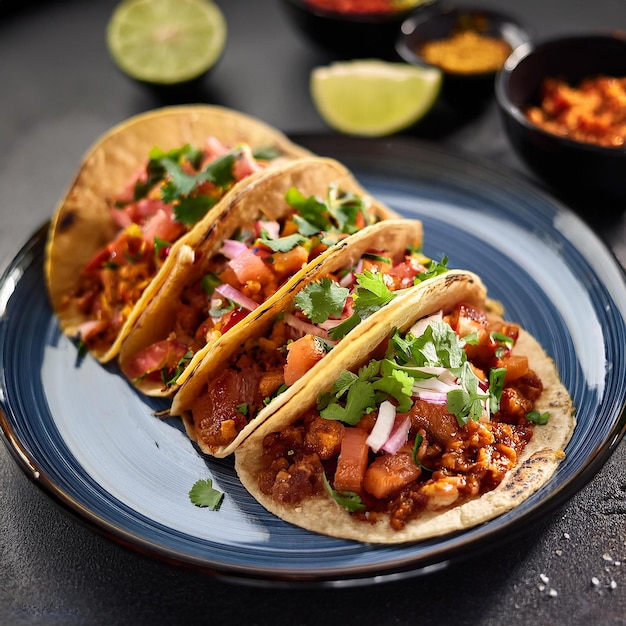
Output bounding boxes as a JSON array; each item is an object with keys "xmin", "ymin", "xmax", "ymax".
[
  {"xmin": 305, "ymin": 0, "xmax": 419, "ymax": 14},
  {"xmin": 418, "ymin": 30, "xmax": 512, "ymax": 74},
  {"xmin": 525, "ymin": 75, "xmax": 626, "ymax": 147}
]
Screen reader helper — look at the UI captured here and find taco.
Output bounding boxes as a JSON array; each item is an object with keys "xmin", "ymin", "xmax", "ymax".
[
  {"xmin": 169, "ymin": 220, "xmax": 448, "ymax": 457},
  {"xmin": 45, "ymin": 104, "xmax": 312, "ymax": 362},
  {"xmin": 118, "ymin": 156, "xmax": 402, "ymax": 397},
  {"xmin": 234, "ymin": 271, "xmax": 576, "ymax": 543}
]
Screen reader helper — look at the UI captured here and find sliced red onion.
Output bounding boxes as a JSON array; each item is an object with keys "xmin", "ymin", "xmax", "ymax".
[
  {"xmin": 413, "ymin": 377, "xmax": 459, "ymax": 393},
  {"xmin": 382, "ymin": 416, "xmax": 412, "ymax": 455},
  {"xmin": 284, "ymin": 313, "xmax": 332, "ymax": 342},
  {"xmin": 416, "ymin": 390, "xmax": 448, "ymax": 404},
  {"xmin": 410, "ymin": 310, "xmax": 443, "ymax": 338},
  {"xmin": 366, "ymin": 400, "xmax": 396, "ymax": 452},
  {"xmin": 77, "ymin": 319, "xmax": 108, "ymax": 341},
  {"xmin": 317, "ymin": 318, "xmax": 343, "ymax": 331},
  {"xmin": 214, "ymin": 284, "xmax": 259, "ymax": 311},
  {"xmin": 257, "ymin": 219, "xmax": 280, "ymax": 240},
  {"xmin": 339, "ymin": 271, "xmax": 355, "ymax": 287},
  {"xmin": 220, "ymin": 239, "xmax": 248, "ymax": 259}
]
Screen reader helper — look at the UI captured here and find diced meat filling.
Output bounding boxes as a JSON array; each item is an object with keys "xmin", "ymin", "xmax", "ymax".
[{"xmin": 255, "ymin": 302, "xmax": 541, "ymax": 531}]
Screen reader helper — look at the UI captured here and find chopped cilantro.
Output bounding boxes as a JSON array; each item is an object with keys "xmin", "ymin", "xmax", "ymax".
[
  {"xmin": 362, "ymin": 252, "xmax": 392, "ymax": 264},
  {"xmin": 490, "ymin": 331, "xmax": 515, "ymax": 349},
  {"xmin": 322, "ymin": 473, "xmax": 365, "ymax": 513},
  {"xmin": 284, "ymin": 183, "xmax": 371, "ymax": 236},
  {"xmin": 147, "ymin": 147, "xmax": 242, "ymax": 226},
  {"xmin": 201, "ymin": 272, "xmax": 221, "ymax": 296},
  {"xmin": 189, "ymin": 478, "xmax": 224, "ymax": 510},
  {"xmin": 263, "ymin": 382, "xmax": 288, "ymax": 406},
  {"xmin": 411, "ymin": 433, "xmax": 433, "ymax": 472},
  {"xmin": 161, "ymin": 350, "xmax": 193, "ymax": 387},
  {"xmin": 488, "ymin": 367, "xmax": 506, "ymax": 414},
  {"xmin": 294, "ymin": 278, "xmax": 349, "ymax": 324},
  {"xmin": 526, "ymin": 410, "xmax": 550, "ymax": 425},
  {"xmin": 252, "ymin": 146, "xmax": 282, "ymax": 161},
  {"xmin": 328, "ymin": 271, "xmax": 397, "ymax": 340},
  {"xmin": 414, "ymin": 256, "xmax": 449, "ymax": 284},
  {"xmin": 260, "ymin": 232, "xmax": 307, "ymax": 253},
  {"xmin": 154, "ymin": 236, "xmax": 171, "ymax": 258}
]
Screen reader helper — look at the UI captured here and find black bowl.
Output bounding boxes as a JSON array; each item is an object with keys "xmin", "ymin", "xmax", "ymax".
[
  {"xmin": 396, "ymin": 6, "xmax": 530, "ymax": 105},
  {"xmin": 280, "ymin": 0, "xmax": 439, "ymax": 59},
  {"xmin": 495, "ymin": 33, "xmax": 626, "ymax": 202}
]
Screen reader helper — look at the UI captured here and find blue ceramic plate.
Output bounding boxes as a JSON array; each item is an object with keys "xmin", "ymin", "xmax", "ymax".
[{"xmin": 1, "ymin": 137, "xmax": 625, "ymax": 586}]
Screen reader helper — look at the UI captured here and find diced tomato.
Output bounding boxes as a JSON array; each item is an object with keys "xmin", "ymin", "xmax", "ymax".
[
  {"xmin": 333, "ymin": 427, "xmax": 369, "ymax": 493},
  {"xmin": 228, "ymin": 248, "xmax": 274, "ymax": 284},
  {"xmin": 362, "ymin": 450, "xmax": 420, "ymax": 499},
  {"xmin": 233, "ymin": 147, "xmax": 264, "ymax": 180},
  {"xmin": 451, "ymin": 303, "xmax": 489, "ymax": 338},
  {"xmin": 499, "ymin": 354, "xmax": 529, "ymax": 382},
  {"xmin": 270, "ymin": 245, "xmax": 309, "ymax": 281},
  {"xmin": 283, "ymin": 335, "xmax": 326, "ymax": 386},
  {"xmin": 122, "ymin": 339, "xmax": 189, "ymax": 381},
  {"xmin": 128, "ymin": 198, "xmax": 171, "ymax": 225},
  {"xmin": 219, "ymin": 307, "xmax": 249, "ymax": 333},
  {"xmin": 141, "ymin": 208, "xmax": 185, "ymax": 246}
]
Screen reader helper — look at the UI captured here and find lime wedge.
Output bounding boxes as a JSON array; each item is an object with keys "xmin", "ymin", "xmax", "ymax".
[
  {"xmin": 310, "ymin": 60, "xmax": 442, "ymax": 136},
  {"xmin": 106, "ymin": 0, "xmax": 227, "ymax": 85}
]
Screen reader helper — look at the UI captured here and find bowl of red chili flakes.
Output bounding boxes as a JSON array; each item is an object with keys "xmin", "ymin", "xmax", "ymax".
[
  {"xmin": 280, "ymin": 0, "xmax": 439, "ymax": 60},
  {"xmin": 495, "ymin": 33, "xmax": 626, "ymax": 202}
]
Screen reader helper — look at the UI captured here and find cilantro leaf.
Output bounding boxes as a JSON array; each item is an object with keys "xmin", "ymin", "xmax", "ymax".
[
  {"xmin": 189, "ymin": 478, "xmax": 224, "ymax": 510},
  {"xmin": 294, "ymin": 278, "xmax": 349, "ymax": 324},
  {"xmin": 488, "ymin": 367, "xmax": 506, "ymax": 414},
  {"xmin": 260, "ymin": 232, "xmax": 307, "ymax": 253},
  {"xmin": 327, "ymin": 312, "xmax": 361, "ymax": 341},
  {"xmin": 526, "ymin": 410, "xmax": 550, "ymax": 425},
  {"xmin": 318, "ymin": 361, "xmax": 381, "ymax": 425},
  {"xmin": 446, "ymin": 362, "xmax": 488, "ymax": 425},
  {"xmin": 373, "ymin": 367, "xmax": 414, "ymax": 413},
  {"xmin": 351, "ymin": 270, "xmax": 396, "ymax": 318},
  {"xmin": 285, "ymin": 187, "xmax": 331, "ymax": 232},
  {"xmin": 174, "ymin": 195, "xmax": 218, "ymax": 226},
  {"xmin": 252, "ymin": 146, "xmax": 281, "ymax": 161},
  {"xmin": 327, "ymin": 271, "xmax": 397, "ymax": 341},
  {"xmin": 320, "ymin": 378, "xmax": 376, "ymax": 425}
]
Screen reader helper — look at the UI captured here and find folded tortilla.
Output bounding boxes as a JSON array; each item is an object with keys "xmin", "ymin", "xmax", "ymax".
[
  {"xmin": 169, "ymin": 216, "xmax": 429, "ymax": 457},
  {"xmin": 118, "ymin": 155, "xmax": 403, "ymax": 397},
  {"xmin": 45, "ymin": 104, "xmax": 312, "ymax": 362},
  {"xmin": 234, "ymin": 271, "xmax": 576, "ymax": 543}
]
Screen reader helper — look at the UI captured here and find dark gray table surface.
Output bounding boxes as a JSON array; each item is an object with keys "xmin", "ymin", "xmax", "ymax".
[{"xmin": 1, "ymin": 1, "xmax": 625, "ymax": 624}]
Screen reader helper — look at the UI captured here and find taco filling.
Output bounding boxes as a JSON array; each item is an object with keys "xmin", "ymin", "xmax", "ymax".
[
  {"xmin": 246, "ymin": 301, "xmax": 558, "ymax": 532},
  {"xmin": 63, "ymin": 138, "xmax": 276, "ymax": 354},
  {"xmin": 182, "ymin": 248, "xmax": 448, "ymax": 452},
  {"xmin": 122, "ymin": 183, "xmax": 390, "ymax": 389}
]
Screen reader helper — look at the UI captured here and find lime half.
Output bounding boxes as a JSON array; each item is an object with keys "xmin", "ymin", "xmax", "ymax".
[
  {"xmin": 106, "ymin": 0, "xmax": 227, "ymax": 85},
  {"xmin": 310, "ymin": 60, "xmax": 442, "ymax": 137}
]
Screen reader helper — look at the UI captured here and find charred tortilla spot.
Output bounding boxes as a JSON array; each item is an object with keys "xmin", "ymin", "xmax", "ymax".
[
  {"xmin": 502, "ymin": 450, "xmax": 557, "ymax": 497},
  {"xmin": 58, "ymin": 211, "xmax": 77, "ymax": 232}
]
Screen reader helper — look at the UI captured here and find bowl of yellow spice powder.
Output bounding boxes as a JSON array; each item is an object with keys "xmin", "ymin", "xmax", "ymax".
[{"xmin": 396, "ymin": 6, "xmax": 530, "ymax": 107}]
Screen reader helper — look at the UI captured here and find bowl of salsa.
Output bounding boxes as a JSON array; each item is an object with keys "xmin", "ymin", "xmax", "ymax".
[
  {"xmin": 496, "ymin": 33, "xmax": 626, "ymax": 202},
  {"xmin": 280, "ymin": 0, "xmax": 439, "ymax": 59}
]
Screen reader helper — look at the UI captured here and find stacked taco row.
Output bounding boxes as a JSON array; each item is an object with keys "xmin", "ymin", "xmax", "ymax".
[{"xmin": 45, "ymin": 105, "xmax": 575, "ymax": 544}]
